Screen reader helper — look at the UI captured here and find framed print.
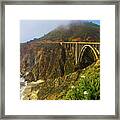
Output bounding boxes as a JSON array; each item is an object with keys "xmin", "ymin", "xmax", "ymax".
[{"xmin": 0, "ymin": 0, "xmax": 119, "ymax": 119}]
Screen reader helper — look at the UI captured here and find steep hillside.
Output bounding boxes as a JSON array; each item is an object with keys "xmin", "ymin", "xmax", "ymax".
[
  {"xmin": 21, "ymin": 60, "xmax": 100, "ymax": 100},
  {"xmin": 41, "ymin": 21, "xmax": 100, "ymax": 42},
  {"xmin": 25, "ymin": 21, "xmax": 100, "ymax": 44}
]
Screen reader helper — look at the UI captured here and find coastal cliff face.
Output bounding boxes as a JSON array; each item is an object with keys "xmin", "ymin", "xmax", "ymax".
[
  {"xmin": 20, "ymin": 21, "xmax": 100, "ymax": 100},
  {"xmin": 20, "ymin": 42, "xmax": 76, "ymax": 83}
]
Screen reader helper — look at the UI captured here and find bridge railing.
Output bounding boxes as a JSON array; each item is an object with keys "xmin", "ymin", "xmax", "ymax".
[{"xmin": 39, "ymin": 41, "xmax": 100, "ymax": 45}]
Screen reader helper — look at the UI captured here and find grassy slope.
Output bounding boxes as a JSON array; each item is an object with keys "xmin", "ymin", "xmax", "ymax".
[{"xmin": 62, "ymin": 60, "xmax": 100, "ymax": 100}]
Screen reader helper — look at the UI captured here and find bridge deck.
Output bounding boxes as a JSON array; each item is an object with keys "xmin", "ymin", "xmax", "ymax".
[{"xmin": 40, "ymin": 42, "xmax": 100, "ymax": 44}]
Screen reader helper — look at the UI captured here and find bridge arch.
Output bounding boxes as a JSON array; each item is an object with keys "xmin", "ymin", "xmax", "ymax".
[{"xmin": 78, "ymin": 45, "xmax": 99, "ymax": 69}]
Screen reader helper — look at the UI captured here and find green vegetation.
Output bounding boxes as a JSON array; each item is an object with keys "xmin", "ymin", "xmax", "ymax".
[{"xmin": 63, "ymin": 60, "xmax": 100, "ymax": 100}]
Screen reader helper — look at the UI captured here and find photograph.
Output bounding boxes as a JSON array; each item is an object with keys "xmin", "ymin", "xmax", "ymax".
[
  {"xmin": 20, "ymin": 20, "xmax": 100, "ymax": 100},
  {"xmin": 2, "ymin": 1, "xmax": 118, "ymax": 118}
]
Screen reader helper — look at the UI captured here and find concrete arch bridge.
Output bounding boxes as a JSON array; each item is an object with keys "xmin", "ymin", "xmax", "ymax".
[{"xmin": 41, "ymin": 41, "xmax": 100, "ymax": 69}]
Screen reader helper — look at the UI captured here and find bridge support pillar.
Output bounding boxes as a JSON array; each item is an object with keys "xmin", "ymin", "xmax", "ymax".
[
  {"xmin": 75, "ymin": 43, "xmax": 78, "ymax": 64},
  {"xmin": 69, "ymin": 44, "xmax": 71, "ymax": 50},
  {"xmin": 60, "ymin": 42, "xmax": 62, "ymax": 45}
]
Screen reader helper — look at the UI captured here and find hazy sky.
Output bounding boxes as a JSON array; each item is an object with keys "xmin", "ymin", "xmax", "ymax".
[{"xmin": 20, "ymin": 20, "xmax": 100, "ymax": 43}]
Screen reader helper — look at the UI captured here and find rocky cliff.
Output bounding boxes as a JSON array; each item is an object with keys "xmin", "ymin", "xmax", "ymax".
[{"xmin": 20, "ymin": 42, "xmax": 77, "ymax": 83}]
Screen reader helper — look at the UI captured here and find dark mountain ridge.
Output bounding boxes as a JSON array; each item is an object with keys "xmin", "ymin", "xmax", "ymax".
[{"xmin": 23, "ymin": 21, "xmax": 100, "ymax": 44}]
